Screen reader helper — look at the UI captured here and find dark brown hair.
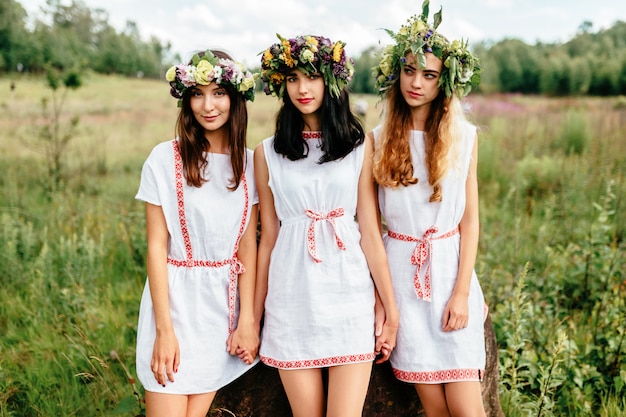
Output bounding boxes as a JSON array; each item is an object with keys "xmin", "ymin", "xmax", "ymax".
[{"xmin": 175, "ymin": 50, "xmax": 248, "ymax": 190}]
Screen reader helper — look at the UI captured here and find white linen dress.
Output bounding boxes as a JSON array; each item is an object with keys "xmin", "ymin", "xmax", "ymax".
[
  {"xmin": 374, "ymin": 123, "xmax": 486, "ymax": 383},
  {"xmin": 259, "ymin": 133, "xmax": 376, "ymax": 369},
  {"xmin": 135, "ymin": 139, "xmax": 259, "ymax": 394}
]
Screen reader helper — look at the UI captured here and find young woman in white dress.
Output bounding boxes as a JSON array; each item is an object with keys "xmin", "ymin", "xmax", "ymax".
[
  {"xmin": 135, "ymin": 50, "xmax": 259, "ymax": 417},
  {"xmin": 254, "ymin": 34, "xmax": 399, "ymax": 417},
  {"xmin": 370, "ymin": 2, "xmax": 487, "ymax": 416}
]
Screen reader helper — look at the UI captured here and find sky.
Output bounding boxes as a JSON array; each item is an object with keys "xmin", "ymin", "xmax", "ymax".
[{"xmin": 18, "ymin": 0, "xmax": 626, "ymax": 67}]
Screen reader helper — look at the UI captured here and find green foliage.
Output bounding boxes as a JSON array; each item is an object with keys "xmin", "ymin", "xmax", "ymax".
[
  {"xmin": 1, "ymin": 76, "xmax": 625, "ymax": 415},
  {"xmin": 472, "ymin": 94, "xmax": 625, "ymax": 415},
  {"xmin": 2, "ymin": 0, "xmax": 167, "ymax": 77},
  {"xmin": 478, "ymin": 21, "xmax": 626, "ymax": 96},
  {"xmin": 556, "ymin": 111, "xmax": 590, "ymax": 155},
  {"xmin": 25, "ymin": 66, "xmax": 83, "ymax": 191},
  {"xmin": 349, "ymin": 45, "xmax": 380, "ymax": 94}
]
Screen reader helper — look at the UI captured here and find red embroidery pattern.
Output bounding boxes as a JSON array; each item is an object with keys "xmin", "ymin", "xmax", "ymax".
[
  {"xmin": 168, "ymin": 140, "xmax": 249, "ymax": 333},
  {"xmin": 387, "ymin": 226, "xmax": 459, "ymax": 302},
  {"xmin": 302, "ymin": 131, "xmax": 322, "ymax": 140},
  {"xmin": 393, "ymin": 368, "xmax": 484, "ymax": 383},
  {"xmin": 305, "ymin": 208, "xmax": 346, "ymax": 263},
  {"xmin": 261, "ymin": 352, "xmax": 377, "ymax": 369}
]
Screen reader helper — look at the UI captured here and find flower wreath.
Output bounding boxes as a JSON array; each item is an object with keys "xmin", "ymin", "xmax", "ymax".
[
  {"xmin": 165, "ymin": 50, "xmax": 257, "ymax": 106},
  {"xmin": 372, "ymin": 0, "xmax": 481, "ymax": 98},
  {"xmin": 260, "ymin": 34, "xmax": 355, "ymax": 99}
]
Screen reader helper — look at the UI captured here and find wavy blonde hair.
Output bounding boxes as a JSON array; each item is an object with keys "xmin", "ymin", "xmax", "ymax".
[{"xmin": 373, "ymin": 82, "xmax": 465, "ymax": 202}]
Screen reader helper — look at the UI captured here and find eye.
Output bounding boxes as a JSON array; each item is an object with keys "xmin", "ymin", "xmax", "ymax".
[
  {"xmin": 309, "ymin": 74, "xmax": 321, "ymax": 80},
  {"xmin": 215, "ymin": 89, "xmax": 227, "ymax": 96},
  {"xmin": 286, "ymin": 76, "xmax": 297, "ymax": 83},
  {"xmin": 191, "ymin": 89, "xmax": 203, "ymax": 97},
  {"xmin": 424, "ymin": 72, "xmax": 438, "ymax": 79},
  {"xmin": 403, "ymin": 67, "xmax": 414, "ymax": 75}
]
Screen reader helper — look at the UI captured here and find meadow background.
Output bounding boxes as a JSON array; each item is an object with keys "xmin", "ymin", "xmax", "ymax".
[
  {"xmin": 1, "ymin": 0, "xmax": 625, "ymax": 415},
  {"xmin": 0, "ymin": 71, "xmax": 625, "ymax": 417}
]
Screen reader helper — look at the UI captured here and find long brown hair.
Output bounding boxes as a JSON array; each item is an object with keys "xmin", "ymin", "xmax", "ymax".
[
  {"xmin": 373, "ymin": 81, "xmax": 464, "ymax": 202},
  {"xmin": 175, "ymin": 50, "xmax": 248, "ymax": 190}
]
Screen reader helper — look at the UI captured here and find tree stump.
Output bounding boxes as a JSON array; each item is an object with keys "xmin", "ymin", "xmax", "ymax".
[{"xmin": 210, "ymin": 314, "xmax": 503, "ymax": 417}]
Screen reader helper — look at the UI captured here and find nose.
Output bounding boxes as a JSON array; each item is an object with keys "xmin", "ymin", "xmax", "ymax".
[
  {"xmin": 298, "ymin": 78, "xmax": 309, "ymax": 95},
  {"xmin": 411, "ymin": 73, "xmax": 423, "ymax": 89},
  {"xmin": 202, "ymin": 95, "xmax": 216, "ymax": 112}
]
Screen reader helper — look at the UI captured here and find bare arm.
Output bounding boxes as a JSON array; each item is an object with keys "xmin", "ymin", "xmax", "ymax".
[
  {"xmin": 442, "ymin": 133, "xmax": 479, "ymax": 331},
  {"xmin": 228, "ymin": 203, "xmax": 260, "ymax": 363},
  {"xmin": 357, "ymin": 135, "xmax": 399, "ymax": 362},
  {"xmin": 253, "ymin": 144, "xmax": 280, "ymax": 330},
  {"xmin": 145, "ymin": 202, "xmax": 179, "ymax": 386}
]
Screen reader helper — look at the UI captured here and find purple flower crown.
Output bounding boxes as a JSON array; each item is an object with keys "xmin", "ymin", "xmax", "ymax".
[
  {"xmin": 260, "ymin": 34, "xmax": 354, "ymax": 99},
  {"xmin": 165, "ymin": 50, "xmax": 257, "ymax": 106}
]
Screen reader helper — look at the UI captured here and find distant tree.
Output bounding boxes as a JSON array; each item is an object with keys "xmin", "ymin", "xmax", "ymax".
[
  {"xmin": 489, "ymin": 39, "xmax": 541, "ymax": 93},
  {"xmin": 568, "ymin": 56, "xmax": 592, "ymax": 95},
  {"xmin": 589, "ymin": 58, "xmax": 622, "ymax": 95},
  {"xmin": 578, "ymin": 20, "xmax": 593, "ymax": 34},
  {"xmin": 472, "ymin": 41, "xmax": 498, "ymax": 94},
  {"xmin": 0, "ymin": 0, "xmax": 28, "ymax": 71},
  {"xmin": 620, "ymin": 53, "xmax": 626, "ymax": 94},
  {"xmin": 34, "ymin": 66, "xmax": 82, "ymax": 191},
  {"xmin": 350, "ymin": 45, "xmax": 380, "ymax": 94}
]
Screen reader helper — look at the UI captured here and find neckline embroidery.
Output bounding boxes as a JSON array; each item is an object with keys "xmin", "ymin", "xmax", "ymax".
[{"xmin": 302, "ymin": 131, "xmax": 322, "ymax": 140}]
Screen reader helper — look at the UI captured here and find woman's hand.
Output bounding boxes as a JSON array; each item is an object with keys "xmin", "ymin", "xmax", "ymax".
[
  {"xmin": 442, "ymin": 292, "xmax": 469, "ymax": 332},
  {"xmin": 150, "ymin": 330, "xmax": 180, "ymax": 386},
  {"xmin": 227, "ymin": 322, "xmax": 259, "ymax": 364},
  {"xmin": 375, "ymin": 320, "xmax": 398, "ymax": 364}
]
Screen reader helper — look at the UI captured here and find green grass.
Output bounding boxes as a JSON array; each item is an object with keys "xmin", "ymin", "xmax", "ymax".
[{"xmin": 1, "ymin": 75, "xmax": 625, "ymax": 416}]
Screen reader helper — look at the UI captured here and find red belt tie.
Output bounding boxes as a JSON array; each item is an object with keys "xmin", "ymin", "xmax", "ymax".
[
  {"xmin": 305, "ymin": 208, "xmax": 346, "ymax": 263},
  {"xmin": 387, "ymin": 226, "xmax": 459, "ymax": 302}
]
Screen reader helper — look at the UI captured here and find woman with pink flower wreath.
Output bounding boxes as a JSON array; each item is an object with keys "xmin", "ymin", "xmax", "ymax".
[
  {"xmin": 369, "ymin": 1, "xmax": 487, "ymax": 416},
  {"xmin": 135, "ymin": 49, "xmax": 259, "ymax": 417},
  {"xmin": 253, "ymin": 34, "xmax": 399, "ymax": 417}
]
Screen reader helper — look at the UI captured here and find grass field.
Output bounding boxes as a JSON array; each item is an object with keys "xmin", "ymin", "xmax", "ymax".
[{"xmin": 0, "ymin": 73, "xmax": 624, "ymax": 416}]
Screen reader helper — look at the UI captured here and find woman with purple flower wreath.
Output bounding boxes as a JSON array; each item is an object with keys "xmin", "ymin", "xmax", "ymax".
[
  {"xmin": 254, "ymin": 34, "xmax": 399, "ymax": 417},
  {"xmin": 369, "ymin": 1, "xmax": 487, "ymax": 416},
  {"xmin": 135, "ymin": 49, "xmax": 259, "ymax": 417}
]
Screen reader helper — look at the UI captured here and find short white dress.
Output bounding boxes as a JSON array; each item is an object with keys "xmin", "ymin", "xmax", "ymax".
[
  {"xmin": 135, "ymin": 139, "xmax": 259, "ymax": 394},
  {"xmin": 374, "ymin": 123, "xmax": 486, "ymax": 384},
  {"xmin": 259, "ymin": 132, "xmax": 377, "ymax": 369}
]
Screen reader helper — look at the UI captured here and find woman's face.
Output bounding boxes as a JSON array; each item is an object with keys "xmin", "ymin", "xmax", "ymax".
[
  {"xmin": 285, "ymin": 68, "xmax": 325, "ymax": 117},
  {"xmin": 189, "ymin": 82, "xmax": 231, "ymax": 133},
  {"xmin": 399, "ymin": 52, "xmax": 443, "ymax": 109}
]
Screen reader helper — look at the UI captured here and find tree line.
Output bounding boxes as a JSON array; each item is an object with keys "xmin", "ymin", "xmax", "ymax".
[
  {"xmin": 2, "ymin": 0, "xmax": 626, "ymax": 96},
  {"xmin": 351, "ymin": 20, "xmax": 626, "ymax": 96}
]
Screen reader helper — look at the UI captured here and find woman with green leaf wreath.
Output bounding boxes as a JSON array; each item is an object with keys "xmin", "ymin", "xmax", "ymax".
[
  {"xmin": 369, "ymin": 1, "xmax": 487, "ymax": 416},
  {"xmin": 135, "ymin": 50, "xmax": 259, "ymax": 417},
  {"xmin": 254, "ymin": 34, "xmax": 398, "ymax": 417}
]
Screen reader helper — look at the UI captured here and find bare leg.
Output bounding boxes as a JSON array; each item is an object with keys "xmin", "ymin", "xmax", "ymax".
[
  {"xmin": 278, "ymin": 368, "xmax": 325, "ymax": 417},
  {"xmin": 445, "ymin": 381, "xmax": 486, "ymax": 417},
  {"xmin": 326, "ymin": 362, "xmax": 373, "ymax": 417},
  {"xmin": 145, "ymin": 391, "xmax": 216, "ymax": 417},
  {"xmin": 186, "ymin": 392, "xmax": 218, "ymax": 417},
  {"xmin": 415, "ymin": 384, "xmax": 452, "ymax": 417}
]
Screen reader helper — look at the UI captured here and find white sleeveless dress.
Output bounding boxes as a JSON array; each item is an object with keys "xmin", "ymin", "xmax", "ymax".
[
  {"xmin": 259, "ymin": 133, "xmax": 376, "ymax": 369},
  {"xmin": 374, "ymin": 123, "xmax": 487, "ymax": 383},
  {"xmin": 135, "ymin": 139, "xmax": 259, "ymax": 394}
]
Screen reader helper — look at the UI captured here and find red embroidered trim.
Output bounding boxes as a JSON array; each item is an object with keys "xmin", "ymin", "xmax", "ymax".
[
  {"xmin": 304, "ymin": 208, "xmax": 346, "ymax": 263},
  {"xmin": 302, "ymin": 131, "xmax": 322, "ymax": 140},
  {"xmin": 261, "ymin": 352, "xmax": 377, "ymax": 369},
  {"xmin": 387, "ymin": 226, "xmax": 459, "ymax": 302},
  {"xmin": 168, "ymin": 140, "xmax": 249, "ymax": 333},
  {"xmin": 393, "ymin": 368, "xmax": 484, "ymax": 383}
]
